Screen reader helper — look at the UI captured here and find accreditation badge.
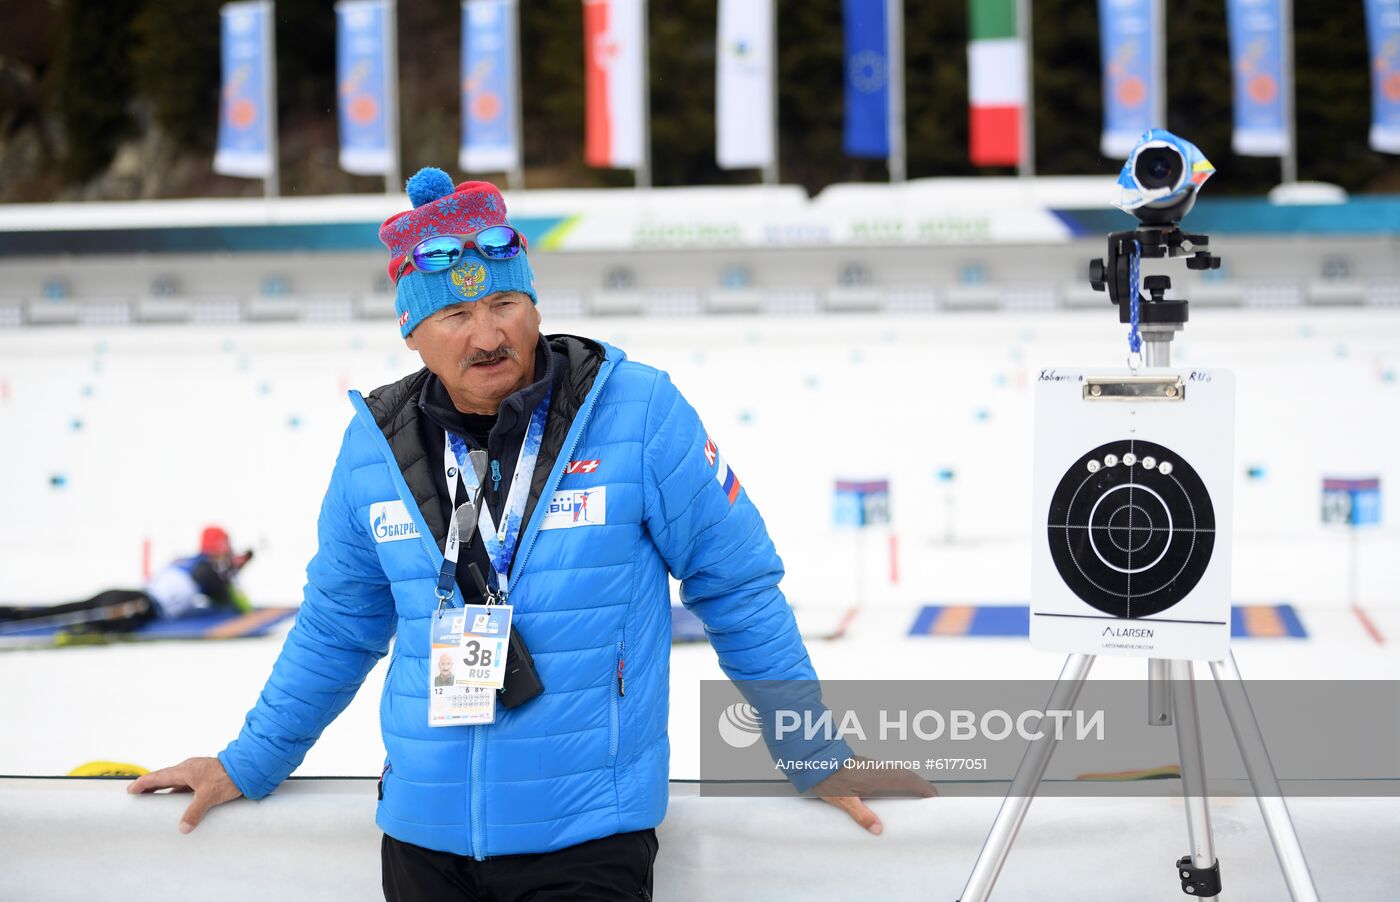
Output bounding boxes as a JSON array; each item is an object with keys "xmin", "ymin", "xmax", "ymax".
[
  {"xmin": 456, "ymin": 604, "xmax": 512, "ymax": 689},
  {"xmin": 428, "ymin": 608, "xmax": 497, "ymax": 726}
]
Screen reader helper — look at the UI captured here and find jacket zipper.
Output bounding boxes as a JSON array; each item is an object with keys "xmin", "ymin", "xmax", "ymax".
[
  {"xmin": 609, "ymin": 640, "xmax": 624, "ymax": 761},
  {"xmin": 617, "ymin": 640, "xmax": 626, "ymax": 697},
  {"xmin": 470, "ymin": 353, "xmax": 617, "ymax": 859}
]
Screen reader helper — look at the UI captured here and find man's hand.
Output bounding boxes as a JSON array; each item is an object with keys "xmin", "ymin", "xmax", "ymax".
[
  {"xmin": 811, "ymin": 756, "xmax": 937, "ymax": 835},
  {"xmin": 127, "ymin": 756, "xmax": 243, "ymax": 834}
]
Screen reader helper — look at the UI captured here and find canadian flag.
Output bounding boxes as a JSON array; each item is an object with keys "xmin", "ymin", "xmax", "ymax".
[{"xmin": 583, "ymin": 0, "xmax": 646, "ymax": 169}]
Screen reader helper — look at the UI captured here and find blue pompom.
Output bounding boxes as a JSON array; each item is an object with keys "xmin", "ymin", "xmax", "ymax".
[{"xmin": 406, "ymin": 167, "xmax": 455, "ymax": 209}]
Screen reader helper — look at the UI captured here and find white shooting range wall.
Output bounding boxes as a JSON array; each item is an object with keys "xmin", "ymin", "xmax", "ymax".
[{"xmin": 3, "ymin": 779, "xmax": 1398, "ymax": 901}]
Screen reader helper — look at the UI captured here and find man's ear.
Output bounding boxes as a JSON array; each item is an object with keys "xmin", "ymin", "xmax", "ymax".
[{"xmin": 405, "ymin": 332, "xmax": 418, "ymax": 351}]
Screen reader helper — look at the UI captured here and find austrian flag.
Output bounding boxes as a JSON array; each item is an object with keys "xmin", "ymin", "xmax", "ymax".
[{"xmin": 703, "ymin": 435, "xmax": 741, "ymax": 504}]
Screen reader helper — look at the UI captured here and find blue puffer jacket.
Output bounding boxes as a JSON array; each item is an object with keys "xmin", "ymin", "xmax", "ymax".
[{"xmin": 219, "ymin": 338, "xmax": 851, "ymax": 858}]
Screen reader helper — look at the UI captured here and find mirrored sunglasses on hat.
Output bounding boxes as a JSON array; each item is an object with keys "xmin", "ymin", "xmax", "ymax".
[{"xmin": 393, "ymin": 225, "xmax": 527, "ymax": 284}]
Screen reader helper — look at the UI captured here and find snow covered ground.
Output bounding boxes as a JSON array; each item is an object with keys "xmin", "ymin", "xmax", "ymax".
[{"xmin": 2, "ymin": 307, "xmax": 1397, "ymax": 899}]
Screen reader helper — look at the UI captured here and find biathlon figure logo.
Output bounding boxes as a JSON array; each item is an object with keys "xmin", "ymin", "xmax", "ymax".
[{"xmin": 573, "ymin": 490, "xmax": 596, "ymax": 524}]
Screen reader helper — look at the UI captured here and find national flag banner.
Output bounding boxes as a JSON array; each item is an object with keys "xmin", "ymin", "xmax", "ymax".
[
  {"xmin": 461, "ymin": 0, "xmax": 521, "ymax": 173},
  {"xmin": 214, "ymin": 0, "xmax": 276, "ymax": 179},
  {"xmin": 1098, "ymin": 0, "xmax": 1160, "ymax": 160},
  {"xmin": 335, "ymin": 0, "xmax": 396, "ymax": 175},
  {"xmin": 843, "ymin": 0, "xmax": 890, "ymax": 158},
  {"xmin": 968, "ymin": 0, "xmax": 1026, "ymax": 166},
  {"xmin": 583, "ymin": 0, "xmax": 645, "ymax": 169},
  {"xmin": 1366, "ymin": 0, "xmax": 1400, "ymax": 154},
  {"xmin": 716, "ymin": 0, "xmax": 774, "ymax": 169},
  {"xmin": 1226, "ymin": 0, "xmax": 1289, "ymax": 157}
]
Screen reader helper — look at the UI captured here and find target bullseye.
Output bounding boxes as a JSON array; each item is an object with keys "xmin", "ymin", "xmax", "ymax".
[{"xmin": 1047, "ymin": 439, "xmax": 1215, "ymax": 619}]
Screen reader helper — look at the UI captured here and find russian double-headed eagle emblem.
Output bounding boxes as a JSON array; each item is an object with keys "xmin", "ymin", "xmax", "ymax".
[{"xmin": 449, "ymin": 261, "xmax": 490, "ymax": 300}]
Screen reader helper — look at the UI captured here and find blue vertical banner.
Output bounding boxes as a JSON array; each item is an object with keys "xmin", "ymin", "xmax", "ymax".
[
  {"xmin": 336, "ymin": 0, "xmax": 397, "ymax": 176},
  {"xmin": 214, "ymin": 1, "xmax": 276, "ymax": 180},
  {"xmin": 1098, "ymin": 0, "xmax": 1160, "ymax": 159},
  {"xmin": 843, "ymin": 0, "xmax": 889, "ymax": 158},
  {"xmin": 460, "ymin": 0, "xmax": 521, "ymax": 174},
  {"xmin": 1226, "ymin": 0, "xmax": 1289, "ymax": 156},
  {"xmin": 1366, "ymin": 0, "xmax": 1400, "ymax": 154}
]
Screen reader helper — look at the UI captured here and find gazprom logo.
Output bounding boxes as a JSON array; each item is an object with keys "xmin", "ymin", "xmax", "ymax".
[{"xmin": 370, "ymin": 501, "xmax": 421, "ymax": 544}]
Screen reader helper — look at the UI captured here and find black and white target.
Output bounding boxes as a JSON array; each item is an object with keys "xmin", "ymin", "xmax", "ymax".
[{"xmin": 1047, "ymin": 439, "xmax": 1215, "ymax": 619}]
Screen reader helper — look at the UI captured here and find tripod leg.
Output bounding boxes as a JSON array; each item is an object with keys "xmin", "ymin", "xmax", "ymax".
[
  {"xmin": 1149, "ymin": 658, "xmax": 1174, "ymax": 726},
  {"xmin": 957, "ymin": 654, "xmax": 1095, "ymax": 902},
  {"xmin": 1209, "ymin": 653, "xmax": 1321, "ymax": 902},
  {"xmin": 1170, "ymin": 659, "xmax": 1224, "ymax": 897}
]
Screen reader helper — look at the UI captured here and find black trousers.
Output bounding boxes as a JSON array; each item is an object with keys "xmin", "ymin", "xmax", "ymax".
[
  {"xmin": 382, "ymin": 830, "xmax": 657, "ymax": 902},
  {"xmin": 0, "ymin": 589, "xmax": 155, "ymax": 633}
]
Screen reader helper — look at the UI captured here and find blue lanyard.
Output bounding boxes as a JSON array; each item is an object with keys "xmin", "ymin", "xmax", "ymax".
[{"xmin": 440, "ymin": 387, "xmax": 551, "ymax": 603}]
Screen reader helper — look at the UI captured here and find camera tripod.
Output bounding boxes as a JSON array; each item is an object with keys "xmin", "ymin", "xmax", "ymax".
[{"xmin": 956, "ymin": 226, "xmax": 1321, "ymax": 901}]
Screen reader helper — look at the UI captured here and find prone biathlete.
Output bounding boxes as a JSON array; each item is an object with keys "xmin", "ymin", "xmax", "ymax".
[{"xmin": 0, "ymin": 526, "xmax": 253, "ymax": 635}]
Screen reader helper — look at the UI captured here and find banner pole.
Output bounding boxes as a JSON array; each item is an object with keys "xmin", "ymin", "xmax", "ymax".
[
  {"xmin": 887, "ymin": 0, "xmax": 906, "ymax": 182},
  {"xmin": 384, "ymin": 0, "xmax": 401, "ymax": 193},
  {"xmin": 507, "ymin": 0, "xmax": 525, "ymax": 190},
  {"xmin": 263, "ymin": 0, "xmax": 279, "ymax": 198},
  {"xmin": 761, "ymin": 0, "xmax": 778, "ymax": 185},
  {"xmin": 1017, "ymin": 0, "xmax": 1035, "ymax": 177},
  {"xmin": 1279, "ymin": 0, "xmax": 1298, "ymax": 183},
  {"xmin": 1151, "ymin": 0, "xmax": 1166, "ymax": 131},
  {"xmin": 636, "ymin": 0, "xmax": 652, "ymax": 189}
]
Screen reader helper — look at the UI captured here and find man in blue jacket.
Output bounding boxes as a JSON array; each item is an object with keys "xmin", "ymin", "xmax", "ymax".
[{"xmin": 130, "ymin": 170, "xmax": 927, "ymax": 900}]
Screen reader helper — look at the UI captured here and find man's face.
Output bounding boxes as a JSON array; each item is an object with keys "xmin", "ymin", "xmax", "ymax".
[
  {"xmin": 438, "ymin": 654, "xmax": 453, "ymax": 676},
  {"xmin": 405, "ymin": 291, "xmax": 541, "ymax": 414}
]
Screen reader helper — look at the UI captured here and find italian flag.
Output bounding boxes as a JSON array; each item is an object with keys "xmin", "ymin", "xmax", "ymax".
[
  {"xmin": 583, "ymin": 0, "xmax": 646, "ymax": 169},
  {"xmin": 967, "ymin": 0, "xmax": 1026, "ymax": 166}
]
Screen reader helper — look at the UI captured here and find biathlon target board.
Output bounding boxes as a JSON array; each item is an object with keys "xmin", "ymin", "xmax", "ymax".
[{"xmin": 1031, "ymin": 369, "xmax": 1235, "ymax": 660}]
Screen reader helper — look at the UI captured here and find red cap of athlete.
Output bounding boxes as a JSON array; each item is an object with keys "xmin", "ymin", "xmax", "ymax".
[{"xmin": 200, "ymin": 526, "xmax": 231, "ymax": 557}]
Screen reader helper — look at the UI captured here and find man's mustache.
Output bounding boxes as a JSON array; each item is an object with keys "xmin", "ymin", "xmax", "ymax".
[{"xmin": 461, "ymin": 346, "xmax": 518, "ymax": 369}]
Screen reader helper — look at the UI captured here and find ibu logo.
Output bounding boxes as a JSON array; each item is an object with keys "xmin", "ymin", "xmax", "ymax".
[
  {"xmin": 370, "ymin": 501, "xmax": 421, "ymax": 543},
  {"xmin": 540, "ymin": 486, "xmax": 608, "ymax": 531}
]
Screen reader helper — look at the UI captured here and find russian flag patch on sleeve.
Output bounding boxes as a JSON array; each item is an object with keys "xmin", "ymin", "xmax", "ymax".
[{"xmin": 704, "ymin": 434, "xmax": 741, "ymax": 504}]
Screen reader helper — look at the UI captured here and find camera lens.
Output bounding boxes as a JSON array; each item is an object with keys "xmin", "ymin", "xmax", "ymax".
[{"xmin": 1134, "ymin": 147, "xmax": 1185, "ymax": 192}]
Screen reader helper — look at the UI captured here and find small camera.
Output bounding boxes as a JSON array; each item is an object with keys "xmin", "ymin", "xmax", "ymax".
[
  {"xmin": 1112, "ymin": 129, "xmax": 1215, "ymax": 226},
  {"xmin": 1089, "ymin": 129, "xmax": 1222, "ymax": 320}
]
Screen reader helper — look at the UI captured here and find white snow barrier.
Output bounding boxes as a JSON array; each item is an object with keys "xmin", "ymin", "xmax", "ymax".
[{"xmin": 3, "ymin": 778, "xmax": 1399, "ymax": 901}]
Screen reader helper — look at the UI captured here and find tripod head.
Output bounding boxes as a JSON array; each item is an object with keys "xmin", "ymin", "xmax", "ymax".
[{"xmin": 1088, "ymin": 224, "xmax": 1222, "ymax": 328}]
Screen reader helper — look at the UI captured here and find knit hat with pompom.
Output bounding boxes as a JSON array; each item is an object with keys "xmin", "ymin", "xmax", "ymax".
[{"xmin": 379, "ymin": 168, "xmax": 536, "ymax": 337}]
